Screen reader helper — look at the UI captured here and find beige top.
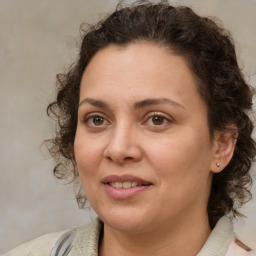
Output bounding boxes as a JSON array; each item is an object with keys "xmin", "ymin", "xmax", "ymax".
[{"xmin": 3, "ymin": 216, "xmax": 255, "ymax": 256}]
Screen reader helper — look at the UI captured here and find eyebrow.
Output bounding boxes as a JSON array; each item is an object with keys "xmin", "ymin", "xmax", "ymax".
[
  {"xmin": 79, "ymin": 97, "xmax": 185, "ymax": 110},
  {"xmin": 133, "ymin": 98, "xmax": 185, "ymax": 109},
  {"xmin": 79, "ymin": 98, "xmax": 110, "ymax": 109}
]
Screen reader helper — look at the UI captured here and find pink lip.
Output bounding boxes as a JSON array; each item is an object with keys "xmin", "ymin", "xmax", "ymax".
[
  {"xmin": 101, "ymin": 175, "xmax": 151, "ymax": 185},
  {"xmin": 102, "ymin": 175, "xmax": 152, "ymax": 200}
]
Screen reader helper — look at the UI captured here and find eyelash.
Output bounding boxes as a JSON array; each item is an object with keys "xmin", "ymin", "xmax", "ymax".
[
  {"xmin": 82, "ymin": 112, "xmax": 172, "ymax": 129},
  {"xmin": 82, "ymin": 112, "xmax": 110, "ymax": 129},
  {"xmin": 143, "ymin": 112, "xmax": 172, "ymax": 127}
]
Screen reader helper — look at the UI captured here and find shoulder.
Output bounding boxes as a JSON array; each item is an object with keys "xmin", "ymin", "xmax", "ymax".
[
  {"xmin": 71, "ymin": 217, "xmax": 103, "ymax": 255},
  {"xmin": 226, "ymin": 238, "xmax": 256, "ymax": 256},
  {"xmin": 3, "ymin": 229, "xmax": 71, "ymax": 256},
  {"xmin": 198, "ymin": 216, "xmax": 256, "ymax": 256},
  {"xmin": 3, "ymin": 218, "xmax": 102, "ymax": 256}
]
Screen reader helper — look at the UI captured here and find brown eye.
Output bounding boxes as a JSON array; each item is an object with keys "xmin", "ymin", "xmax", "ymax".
[
  {"xmin": 83, "ymin": 113, "xmax": 110, "ymax": 132},
  {"xmin": 84, "ymin": 114, "xmax": 108, "ymax": 128},
  {"xmin": 152, "ymin": 115, "xmax": 165, "ymax": 125},
  {"xmin": 92, "ymin": 116, "xmax": 104, "ymax": 126}
]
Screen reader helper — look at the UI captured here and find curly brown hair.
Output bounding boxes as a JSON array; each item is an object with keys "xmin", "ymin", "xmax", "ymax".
[{"xmin": 47, "ymin": 0, "xmax": 256, "ymax": 228}]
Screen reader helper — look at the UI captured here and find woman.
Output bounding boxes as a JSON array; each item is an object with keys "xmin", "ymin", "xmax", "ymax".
[{"xmin": 5, "ymin": 1, "xmax": 256, "ymax": 255}]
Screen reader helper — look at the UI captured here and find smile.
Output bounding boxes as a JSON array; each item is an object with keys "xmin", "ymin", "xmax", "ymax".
[
  {"xmin": 102, "ymin": 175, "xmax": 152, "ymax": 199},
  {"xmin": 109, "ymin": 181, "xmax": 143, "ymax": 188},
  {"xmin": 102, "ymin": 174, "xmax": 152, "ymax": 185}
]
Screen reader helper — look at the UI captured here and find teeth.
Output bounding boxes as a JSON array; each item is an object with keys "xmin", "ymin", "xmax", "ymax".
[
  {"xmin": 123, "ymin": 181, "xmax": 132, "ymax": 188},
  {"xmin": 132, "ymin": 181, "xmax": 138, "ymax": 187},
  {"xmin": 109, "ymin": 181, "xmax": 142, "ymax": 188},
  {"xmin": 112, "ymin": 182, "xmax": 122, "ymax": 188}
]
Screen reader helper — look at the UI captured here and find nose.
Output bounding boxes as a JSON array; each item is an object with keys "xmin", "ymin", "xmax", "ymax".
[{"xmin": 103, "ymin": 124, "xmax": 143, "ymax": 165}]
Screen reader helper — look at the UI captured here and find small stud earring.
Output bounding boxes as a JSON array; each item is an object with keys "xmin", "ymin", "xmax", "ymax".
[{"xmin": 216, "ymin": 162, "xmax": 220, "ymax": 167}]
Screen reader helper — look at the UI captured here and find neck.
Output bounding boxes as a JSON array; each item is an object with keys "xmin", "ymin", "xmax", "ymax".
[{"xmin": 99, "ymin": 213, "xmax": 211, "ymax": 256}]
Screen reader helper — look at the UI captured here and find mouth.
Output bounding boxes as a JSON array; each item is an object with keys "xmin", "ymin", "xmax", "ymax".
[
  {"xmin": 102, "ymin": 174, "xmax": 152, "ymax": 187},
  {"xmin": 108, "ymin": 181, "xmax": 145, "ymax": 189},
  {"xmin": 102, "ymin": 175, "xmax": 152, "ymax": 199}
]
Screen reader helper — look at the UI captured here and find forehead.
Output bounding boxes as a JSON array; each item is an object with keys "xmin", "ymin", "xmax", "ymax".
[
  {"xmin": 79, "ymin": 42, "xmax": 206, "ymax": 115},
  {"xmin": 82, "ymin": 43, "xmax": 195, "ymax": 90}
]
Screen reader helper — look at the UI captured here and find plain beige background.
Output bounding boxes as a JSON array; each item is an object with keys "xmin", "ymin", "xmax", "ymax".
[{"xmin": 1, "ymin": 0, "xmax": 256, "ymax": 254}]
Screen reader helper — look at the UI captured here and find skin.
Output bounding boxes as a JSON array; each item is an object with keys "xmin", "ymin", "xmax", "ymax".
[{"xmin": 74, "ymin": 42, "xmax": 236, "ymax": 256}]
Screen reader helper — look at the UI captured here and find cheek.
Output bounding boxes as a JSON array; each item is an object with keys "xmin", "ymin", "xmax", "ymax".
[
  {"xmin": 147, "ymin": 129, "xmax": 212, "ymax": 181},
  {"xmin": 74, "ymin": 134, "xmax": 103, "ymax": 177},
  {"xmin": 74, "ymin": 137, "xmax": 102, "ymax": 201},
  {"xmin": 146, "ymin": 133, "xmax": 213, "ymax": 209}
]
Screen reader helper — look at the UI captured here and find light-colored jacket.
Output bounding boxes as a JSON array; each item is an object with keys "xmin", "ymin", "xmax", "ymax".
[{"xmin": 3, "ymin": 217, "xmax": 255, "ymax": 256}]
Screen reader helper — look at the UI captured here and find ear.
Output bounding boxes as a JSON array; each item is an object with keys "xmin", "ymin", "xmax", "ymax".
[{"xmin": 210, "ymin": 127, "xmax": 238, "ymax": 173}]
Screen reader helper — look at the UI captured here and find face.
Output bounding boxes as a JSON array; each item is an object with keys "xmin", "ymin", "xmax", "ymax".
[{"xmin": 74, "ymin": 42, "xmax": 218, "ymax": 234}]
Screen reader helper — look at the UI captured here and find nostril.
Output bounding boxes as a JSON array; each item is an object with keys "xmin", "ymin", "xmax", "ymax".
[
  {"xmin": 103, "ymin": 141, "xmax": 143, "ymax": 164},
  {"xmin": 105, "ymin": 155, "xmax": 133, "ymax": 165}
]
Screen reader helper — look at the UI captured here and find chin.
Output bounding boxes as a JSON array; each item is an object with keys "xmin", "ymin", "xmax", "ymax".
[{"xmin": 97, "ymin": 206, "xmax": 153, "ymax": 233}]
